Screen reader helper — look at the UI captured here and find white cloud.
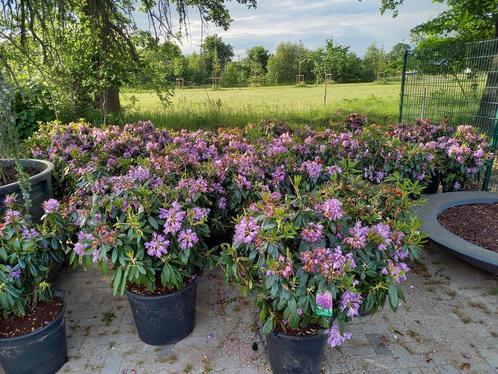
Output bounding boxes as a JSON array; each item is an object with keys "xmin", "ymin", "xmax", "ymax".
[{"xmin": 136, "ymin": 0, "xmax": 447, "ymax": 57}]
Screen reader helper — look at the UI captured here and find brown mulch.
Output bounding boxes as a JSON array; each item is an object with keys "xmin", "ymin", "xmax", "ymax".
[
  {"xmin": 0, "ymin": 165, "xmax": 39, "ymax": 186},
  {"xmin": 0, "ymin": 297, "xmax": 63, "ymax": 338},
  {"xmin": 438, "ymin": 203, "xmax": 498, "ymax": 253}
]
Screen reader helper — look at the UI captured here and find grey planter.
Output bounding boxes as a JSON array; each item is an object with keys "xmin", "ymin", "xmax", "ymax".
[
  {"xmin": 414, "ymin": 191, "xmax": 498, "ymax": 274},
  {"xmin": 0, "ymin": 159, "xmax": 54, "ymax": 223}
]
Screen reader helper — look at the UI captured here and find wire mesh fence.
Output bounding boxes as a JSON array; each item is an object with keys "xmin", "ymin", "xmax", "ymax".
[{"xmin": 399, "ymin": 38, "xmax": 498, "ymax": 191}]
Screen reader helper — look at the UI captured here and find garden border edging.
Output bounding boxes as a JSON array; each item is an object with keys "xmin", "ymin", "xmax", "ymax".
[{"xmin": 414, "ymin": 191, "xmax": 498, "ymax": 274}]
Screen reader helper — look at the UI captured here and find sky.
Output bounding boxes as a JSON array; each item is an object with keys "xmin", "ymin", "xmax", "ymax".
[{"xmin": 136, "ymin": 0, "xmax": 447, "ymax": 58}]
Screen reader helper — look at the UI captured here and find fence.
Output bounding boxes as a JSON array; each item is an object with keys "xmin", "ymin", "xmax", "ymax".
[{"xmin": 399, "ymin": 38, "xmax": 498, "ymax": 191}]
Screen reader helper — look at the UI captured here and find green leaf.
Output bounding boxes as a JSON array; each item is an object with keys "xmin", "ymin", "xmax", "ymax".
[
  {"xmin": 388, "ymin": 284, "xmax": 399, "ymax": 312},
  {"xmin": 262, "ymin": 315, "xmax": 274, "ymax": 335}
]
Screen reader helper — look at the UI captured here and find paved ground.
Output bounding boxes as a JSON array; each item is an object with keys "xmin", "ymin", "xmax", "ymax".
[{"xmin": 57, "ymin": 241, "xmax": 498, "ymax": 374}]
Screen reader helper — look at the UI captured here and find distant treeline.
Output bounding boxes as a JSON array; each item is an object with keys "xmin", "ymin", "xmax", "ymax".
[{"xmin": 131, "ymin": 35, "xmax": 409, "ymax": 89}]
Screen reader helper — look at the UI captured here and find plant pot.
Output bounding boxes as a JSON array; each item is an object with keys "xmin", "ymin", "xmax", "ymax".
[
  {"xmin": 125, "ymin": 277, "xmax": 197, "ymax": 345},
  {"xmin": 423, "ymin": 172, "xmax": 440, "ymax": 194},
  {"xmin": 266, "ymin": 330, "xmax": 327, "ymax": 374},
  {"xmin": 0, "ymin": 293, "xmax": 67, "ymax": 374},
  {"xmin": 0, "ymin": 159, "xmax": 54, "ymax": 223}
]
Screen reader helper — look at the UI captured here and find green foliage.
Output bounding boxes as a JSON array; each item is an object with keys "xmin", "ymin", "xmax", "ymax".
[{"xmin": 0, "ymin": 197, "xmax": 68, "ymax": 318}]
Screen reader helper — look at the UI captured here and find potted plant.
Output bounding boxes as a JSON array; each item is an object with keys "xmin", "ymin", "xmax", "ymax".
[
  {"xmin": 437, "ymin": 125, "xmax": 494, "ymax": 192},
  {"xmin": 0, "ymin": 196, "xmax": 68, "ymax": 374},
  {"xmin": 0, "ymin": 74, "xmax": 55, "ymax": 223},
  {"xmin": 70, "ymin": 168, "xmax": 212, "ymax": 345},
  {"xmin": 221, "ymin": 176, "xmax": 424, "ymax": 374}
]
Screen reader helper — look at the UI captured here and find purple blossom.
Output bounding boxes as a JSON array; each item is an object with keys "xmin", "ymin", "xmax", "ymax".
[
  {"xmin": 343, "ymin": 221, "xmax": 369, "ymax": 250},
  {"xmin": 4, "ymin": 209, "xmax": 21, "ymax": 224},
  {"xmin": 7, "ymin": 266, "xmax": 21, "ymax": 280},
  {"xmin": 234, "ymin": 217, "xmax": 260, "ymax": 245},
  {"xmin": 3, "ymin": 195, "xmax": 16, "ymax": 207},
  {"xmin": 320, "ymin": 198, "xmax": 343, "ymax": 221},
  {"xmin": 145, "ymin": 232, "xmax": 170, "ymax": 257},
  {"xmin": 316, "ymin": 292, "xmax": 333, "ymax": 309},
  {"xmin": 127, "ymin": 166, "xmax": 150, "ymax": 182},
  {"xmin": 161, "ymin": 202, "xmax": 186, "ymax": 234},
  {"xmin": 369, "ymin": 223, "xmax": 392, "ymax": 251},
  {"xmin": 381, "ymin": 260, "xmax": 410, "ymax": 283},
  {"xmin": 325, "ymin": 322, "xmax": 352, "ymax": 348},
  {"xmin": 192, "ymin": 207, "xmax": 209, "ymax": 221},
  {"xmin": 302, "ymin": 160, "xmax": 322, "ymax": 179},
  {"xmin": 219, "ymin": 197, "xmax": 227, "ymax": 210},
  {"xmin": 327, "ymin": 165, "xmax": 343, "ymax": 176},
  {"xmin": 178, "ymin": 229, "xmax": 199, "ymax": 250},
  {"xmin": 21, "ymin": 227, "xmax": 40, "ymax": 240},
  {"xmin": 42, "ymin": 199, "xmax": 60, "ymax": 214},
  {"xmin": 302, "ymin": 223, "xmax": 324, "ymax": 243},
  {"xmin": 339, "ymin": 290, "xmax": 362, "ymax": 318}
]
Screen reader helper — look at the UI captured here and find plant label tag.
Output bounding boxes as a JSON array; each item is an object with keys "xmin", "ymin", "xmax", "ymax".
[{"xmin": 315, "ymin": 290, "xmax": 333, "ymax": 317}]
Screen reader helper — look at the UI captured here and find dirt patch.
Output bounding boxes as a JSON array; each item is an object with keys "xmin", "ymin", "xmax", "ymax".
[
  {"xmin": 0, "ymin": 165, "xmax": 39, "ymax": 186},
  {"xmin": 438, "ymin": 203, "xmax": 498, "ymax": 253},
  {"xmin": 0, "ymin": 297, "xmax": 63, "ymax": 338}
]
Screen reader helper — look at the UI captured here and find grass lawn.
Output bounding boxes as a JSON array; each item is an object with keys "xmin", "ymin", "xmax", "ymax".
[{"xmin": 122, "ymin": 82, "xmax": 401, "ymax": 130}]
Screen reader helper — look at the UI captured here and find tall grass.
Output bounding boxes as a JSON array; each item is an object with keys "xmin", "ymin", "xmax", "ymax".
[{"xmin": 122, "ymin": 83, "xmax": 400, "ymax": 130}]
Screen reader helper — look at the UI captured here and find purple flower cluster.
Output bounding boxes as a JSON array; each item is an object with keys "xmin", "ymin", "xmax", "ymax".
[
  {"xmin": 234, "ymin": 217, "xmax": 260, "ymax": 245},
  {"xmin": 301, "ymin": 223, "xmax": 324, "ymax": 243},
  {"xmin": 42, "ymin": 199, "xmax": 60, "ymax": 214},
  {"xmin": 343, "ymin": 221, "xmax": 369, "ymax": 249},
  {"xmin": 144, "ymin": 232, "xmax": 170, "ymax": 257},
  {"xmin": 320, "ymin": 198, "xmax": 344, "ymax": 221},
  {"xmin": 325, "ymin": 322, "xmax": 352, "ymax": 348},
  {"xmin": 160, "ymin": 202, "xmax": 186, "ymax": 235},
  {"xmin": 381, "ymin": 259, "xmax": 410, "ymax": 283},
  {"xmin": 339, "ymin": 290, "xmax": 362, "ymax": 318},
  {"xmin": 178, "ymin": 229, "xmax": 199, "ymax": 250},
  {"xmin": 301, "ymin": 246, "xmax": 356, "ymax": 280}
]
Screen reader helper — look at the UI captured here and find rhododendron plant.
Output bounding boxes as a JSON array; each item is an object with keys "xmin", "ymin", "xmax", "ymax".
[{"xmin": 221, "ymin": 174, "xmax": 425, "ymax": 347}]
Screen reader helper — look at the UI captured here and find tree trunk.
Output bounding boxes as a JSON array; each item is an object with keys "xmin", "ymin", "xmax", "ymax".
[{"xmin": 96, "ymin": 86, "xmax": 121, "ymax": 114}]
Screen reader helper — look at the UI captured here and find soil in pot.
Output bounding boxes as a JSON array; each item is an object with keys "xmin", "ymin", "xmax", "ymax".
[
  {"xmin": 266, "ymin": 330, "xmax": 327, "ymax": 374},
  {"xmin": 0, "ymin": 296, "xmax": 67, "ymax": 374},
  {"xmin": 0, "ymin": 165, "xmax": 39, "ymax": 187},
  {"xmin": 0, "ymin": 297, "xmax": 63, "ymax": 338},
  {"xmin": 126, "ymin": 277, "xmax": 197, "ymax": 345},
  {"xmin": 438, "ymin": 203, "xmax": 498, "ymax": 253}
]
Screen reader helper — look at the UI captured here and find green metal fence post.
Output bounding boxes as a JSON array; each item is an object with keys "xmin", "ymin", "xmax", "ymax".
[
  {"xmin": 398, "ymin": 48, "xmax": 409, "ymax": 123},
  {"xmin": 482, "ymin": 109, "xmax": 498, "ymax": 191}
]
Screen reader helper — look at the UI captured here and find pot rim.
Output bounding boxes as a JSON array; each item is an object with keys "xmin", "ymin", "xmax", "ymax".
[
  {"xmin": 270, "ymin": 329, "xmax": 326, "ymax": 341},
  {"xmin": 0, "ymin": 296, "xmax": 65, "ymax": 342},
  {"xmin": 124, "ymin": 275, "xmax": 197, "ymax": 300},
  {"xmin": 0, "ymin": 159, "xmax": 54, "ymax": 192}
]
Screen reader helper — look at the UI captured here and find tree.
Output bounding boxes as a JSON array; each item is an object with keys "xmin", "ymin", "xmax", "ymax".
[
  {"xmin": 385, "ymin": 42, "xmax": 409, "ymax": 75},
  {"xmin": 363, "ymin": 44, "xmax": 387, "ymax": 81},
  {"xmin": 245, "ymin": 46, "xmax": 270, "ymax": 84},
  {"xmin": 374, "ymin": 0, "xmax": 498, "ymax": 39},
  {"xmin": 266, "ymin": 42, "xmax": 312, "ymax": 85},
  {"xmin": 221, "ymin": 62, "xmax": 245, "ymax": 87},
  {"xmin": 185, "ymin": 52, "xmax": 208, "ymax": 85},
  {"xmin": 202, "ymin": 34, "xmax": 234, "ymax": 77},
  {"xmin": 310, "ymin": 38, "xmax": 365, "ymax": 83},
  {"xmin": 0, "ymin": 0, "xmax": 256, "ymax": 118}
]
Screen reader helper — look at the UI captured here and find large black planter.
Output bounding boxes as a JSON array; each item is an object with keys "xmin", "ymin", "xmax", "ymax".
[
  {"xmin": 414, "ymin": 191, "xmax": 498, "ymax": 274},
  {"xmin": 423, "ymin": 172, "xmax": 440, "ymax": 194},
  {"xmin": 266, "ymin": 330, "xmax": 327, "ymax": 374},
  {"xmin": 0, "ymin": 159, "xmax": 54, "ymax": 223},
  {"xmin": 125, "ymin": 278, "xmax": 197, "ymax": 345},
  {"xmin": 0, "ymin": 298, "xmax": 67, "ymax": 374}
]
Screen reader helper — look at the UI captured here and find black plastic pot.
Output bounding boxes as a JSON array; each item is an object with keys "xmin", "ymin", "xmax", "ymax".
[
  {"xmin": 0, "ymin": 159, "xmax": 54, "ymax": 223},
  {"xmin": 423, "ymin": 172, "xmax": 441, "ymax": 194},
  {"xmin": 125, "ymin": 278, "xmax": 197, "ymax": 345},
  {"xmin": 0, "ymin": 293, "xmax": 67, "ymax": 374},
  {"xmin": 266, "ymin": 330, "xmax": 327, "ymax": 374}
]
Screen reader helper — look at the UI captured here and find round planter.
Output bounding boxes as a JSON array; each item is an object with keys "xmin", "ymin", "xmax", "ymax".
[
  {"xmin": 125, "ymin": 278, "xmax": 197, "ymax": 345},
  {"xmin": 414, "ymin": 191, "xmax": 498, "ymax": 274},
  {"xmin": 266, "ymin": 330, "xmax": 327, "ymax": 374},
  {"xmin": 0, "ymin": 297, "xmax": 67, "ymax": 374},
  {"xmin": 0, "ymin": 159, "xmax": 54, "ymax": 223}
]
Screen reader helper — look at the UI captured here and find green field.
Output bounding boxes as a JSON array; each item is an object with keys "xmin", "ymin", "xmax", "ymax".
[{"xmin": 122, "ymin": 82, "xmax": 401, "ymax": 130}]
